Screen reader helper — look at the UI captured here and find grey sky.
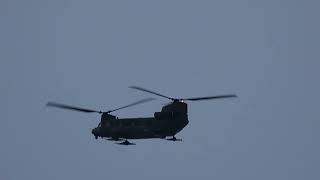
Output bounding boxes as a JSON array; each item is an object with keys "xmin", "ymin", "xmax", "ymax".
[{"xmin": 1, "ymin": 0, "xmax": 319, "ymax": 179}]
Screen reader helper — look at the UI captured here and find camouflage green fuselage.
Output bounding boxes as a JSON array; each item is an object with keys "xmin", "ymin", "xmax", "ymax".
[{"xmin": 92, "ymin": 101, "xmax": 189, "ymax": 139}]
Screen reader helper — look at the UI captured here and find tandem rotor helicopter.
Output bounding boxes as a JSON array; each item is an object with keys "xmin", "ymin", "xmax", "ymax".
[{"xmin": 47, "ymin": 86, "xmax": 237, "ymax": 145}]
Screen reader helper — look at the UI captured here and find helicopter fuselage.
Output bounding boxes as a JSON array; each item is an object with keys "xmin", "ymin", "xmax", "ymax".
[{"xmin": 91, "ymin": 101, "xmax": 189, "ymax": 140}]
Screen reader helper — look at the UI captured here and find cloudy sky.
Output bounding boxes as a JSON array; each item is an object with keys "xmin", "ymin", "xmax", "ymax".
[{"xmin": 1, "ymin": 0, "xmax": 319, "ymax": 179}]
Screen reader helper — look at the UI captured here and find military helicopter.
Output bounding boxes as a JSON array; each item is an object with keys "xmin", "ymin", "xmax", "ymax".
[{"xmin": 47, "ymin": 86, "xmax": 237, "ymax": 145}]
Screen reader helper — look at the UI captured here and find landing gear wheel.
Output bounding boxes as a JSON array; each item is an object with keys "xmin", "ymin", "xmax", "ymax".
[
  {"xmin": 116, "ymin": 140, "xmax": 136, "ymax": 145},
  {"xmin": 166, "ymin": 136, "xmax": 182, "ymax": 141}
]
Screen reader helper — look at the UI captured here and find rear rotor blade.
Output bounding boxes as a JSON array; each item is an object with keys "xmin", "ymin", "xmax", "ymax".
[
  {"xmin": 46, "ymin": 102, "xmax": 102, "ymax": 113},
  {"xmin": 130, "ymin": 86, "xmax": 237, "ymax": 102},
  {"xmin": 129, "ymin": 86, "xmax": 175, "ymax": 101},
  {"xmin": 107, "ymin": 98, "xmax": 155, "ymax": 113},
  {"xmin": 184, "ymin": 94, "xmax": 237, "ymax": 101}
]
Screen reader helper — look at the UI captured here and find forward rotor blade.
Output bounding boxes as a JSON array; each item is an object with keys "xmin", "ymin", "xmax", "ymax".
[
  {"xmin": 107, "ymin": 98, "xmax": 155, "ymax": 113},
  {"xmin": 184, "ymin": 94, "xmax": 237, "ymax": 101},
  {"xmin": 129, "ymin": 86, "xmax": 175, "ymax": 100},
  {"xmin": 46, "ymin": 102, "xmax": 102, "ymax": 113}
]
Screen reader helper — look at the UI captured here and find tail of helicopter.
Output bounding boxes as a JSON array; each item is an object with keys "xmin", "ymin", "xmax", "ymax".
[
  {"xmin": 160, "ymin": 101, "xmax": 189, "ymax": 137},
  {"xmin": 130, "ymin": 86, "xmax": 237, "ymax": 141}
]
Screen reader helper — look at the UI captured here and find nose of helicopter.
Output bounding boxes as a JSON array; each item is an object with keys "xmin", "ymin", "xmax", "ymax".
[{"xmin": 91, "ymin": 128, "xmax": 99, "ymax": 139}]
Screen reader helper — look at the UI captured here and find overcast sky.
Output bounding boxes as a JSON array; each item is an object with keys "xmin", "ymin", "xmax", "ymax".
[{"xmin": 1, "ymin": 0, "xmax": 319, "ymax": 180}]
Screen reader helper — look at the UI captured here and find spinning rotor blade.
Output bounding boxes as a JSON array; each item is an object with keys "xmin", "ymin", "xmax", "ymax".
[
  {"xmin": 46, "ymin": 102, "xmax": 102, "ymax": 113},
  {"xmin": 47, "ymin": 98, "xmax": 154, "ymax": 114},
  {"xmin": 130, "ymin": 86, "xmax": 237, "ymax": 102},
  {"xmin": 129, "ymin": 86, "xmax": 175, "ymax": 101},
  {"xmin": 183, "ymin": 94, "xmax": 237, "ymax": 101},
  {"xmin": 106, "ymin": 98, "xmax": 155, "ymax": 113}
]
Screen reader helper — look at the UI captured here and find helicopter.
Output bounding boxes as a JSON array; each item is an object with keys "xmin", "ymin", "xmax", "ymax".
[{"xmin": 47, "ymin": 86, "xmax": 237, "ymax": 145}]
